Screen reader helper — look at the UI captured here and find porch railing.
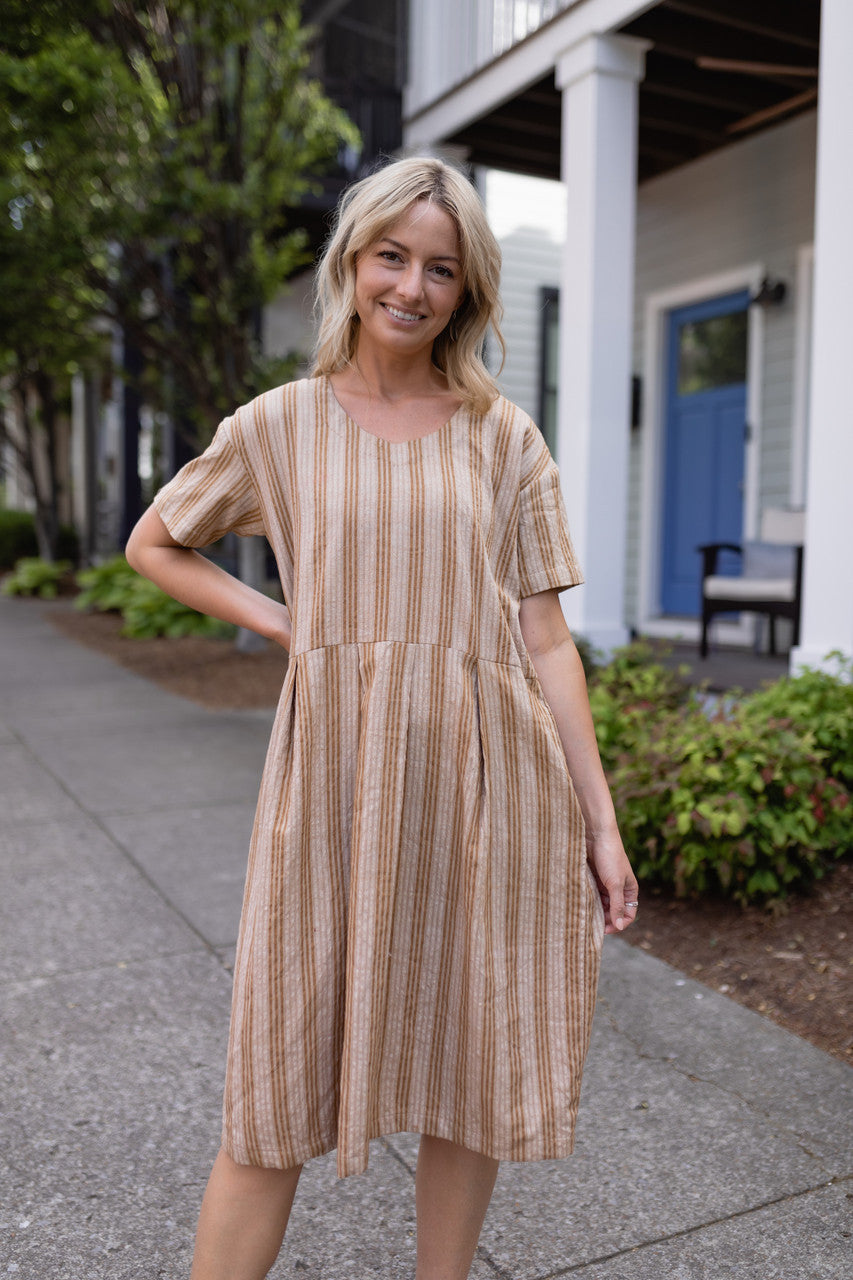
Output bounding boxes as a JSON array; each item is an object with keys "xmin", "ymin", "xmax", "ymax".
[{"xmin": 407, "ymin": 0, "xmax": 575, "ymax": 116}]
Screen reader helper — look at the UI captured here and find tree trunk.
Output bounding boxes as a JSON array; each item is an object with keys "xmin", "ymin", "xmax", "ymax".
[
  {"xmin": 32, "ymin": 371, "xmax": 62, "ymax": 561},
  {"xmin": 4, "ymin": 372, "xmax": 57, "ymax": 561}
]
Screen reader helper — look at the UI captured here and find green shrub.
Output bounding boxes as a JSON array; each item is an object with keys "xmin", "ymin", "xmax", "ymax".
[
  {"xmin": 589, "ymin": 642, "xmax": 851, "ymax": 906},
  {"xmin": 75, "ymin": 555, "xmax": 143, "ymax": 614},
  {"xmin": 0, "ymin": 510, "xmax": 79, "ymax": 569},
  {"xmin": 588, "ymin": 640, "xmax": 693, "ymax": 773},
  {"xmin": 74, "ymin": 555, "xmax": 233, "ymax": 639},
  {"xmin": 119, "ymin": 577, "xmax": 234, "ymax": 639},
  {"xmin": 606, "ymin": 700, "xmax": 849, "ymax": 906},
  {"xmin": 743, "ymin": 654, "xmax": 853, "ymax": 789},
  {"xmin": 1, "ymin": 557, "xmax": 72, "ymax": 598}
]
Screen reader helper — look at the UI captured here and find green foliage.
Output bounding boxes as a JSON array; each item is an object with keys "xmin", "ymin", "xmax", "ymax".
[
  {"xmin": 74, "ymin": 554, "xmax": 142, "ymax": 614},
  {"xmin": 744, "ymin": 654, "xmax": 853, "ymax": 789},
  {"xmin": 0, "ymin": 510, "xmax": 78, "ymax": 568},
  {"xmin": 2, "ymin": 555, "xmax": 71, "ymax": 597},
  {"xmin": 589, "ymin": 642, "xmax": 851, "ymax": 906},
  {"xmin": 118, "ymin": 578, "xmax": 234, "ymax": 640},
  {"xmin": 1, "ymin": 1, "xmax": 358, "ymax": 443},
  {"xmin": 588, "ymin": 639, "xmax": 692, "ymax": 774},
  {"xmin": 1, "ymin": 2, "xmax": 357, "ymax": 553},
  {"xmin": 74, "ymin": 554, "xmax": 233, "ymax": 639}
]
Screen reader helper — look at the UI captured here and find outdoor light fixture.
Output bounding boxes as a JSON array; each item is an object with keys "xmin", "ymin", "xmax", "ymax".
[{"xmin": 749, "ymin": 276, "xmax": 787, "ymax": 307}]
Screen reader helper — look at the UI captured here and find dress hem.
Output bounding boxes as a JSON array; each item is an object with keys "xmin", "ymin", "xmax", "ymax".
[{"xmin": 221, "ymin": 1116, "xmax": 579, "ymax": 1180}]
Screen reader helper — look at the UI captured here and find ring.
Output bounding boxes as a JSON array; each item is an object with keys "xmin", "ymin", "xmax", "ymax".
[{"xmin": 625, "ymin": 901, "xmax": 639, "ymax": 908}]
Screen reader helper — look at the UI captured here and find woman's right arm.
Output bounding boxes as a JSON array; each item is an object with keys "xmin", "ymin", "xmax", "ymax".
[{"xmin": 126, "ymin": 506, "xmax": 292, "ymax": 651}]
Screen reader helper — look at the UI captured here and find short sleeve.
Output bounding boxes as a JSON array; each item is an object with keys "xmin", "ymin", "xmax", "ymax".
[
  {"xmin": 153, "ymin": 416, "xmax": 266, "ymax": 546},
  {"xmin": 517, "ymin": 420, "xmax": 584, "ymax": 597}
]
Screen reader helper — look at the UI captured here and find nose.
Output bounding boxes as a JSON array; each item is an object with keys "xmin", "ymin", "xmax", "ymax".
[{"xmin": 397, "ymin": 262, "xmax": 425, "ymax": 302}]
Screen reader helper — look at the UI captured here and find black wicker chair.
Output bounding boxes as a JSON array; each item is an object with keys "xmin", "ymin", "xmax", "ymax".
[{"xmin": 698, "ymin": 509, "xmax": 805, "ymax": 659}]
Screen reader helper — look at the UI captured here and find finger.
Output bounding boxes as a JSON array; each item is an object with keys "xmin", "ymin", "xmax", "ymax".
[
  {"xmin": 620, "ymin": 888, "xmax": 640, "ymax": 930},
  {"xmin": 610, "ymin": 883, "xmax": 627, "ymax": 932},
  {"xmin": 612, "ymin": 882, "xmax": 640, "ymax": 932}
]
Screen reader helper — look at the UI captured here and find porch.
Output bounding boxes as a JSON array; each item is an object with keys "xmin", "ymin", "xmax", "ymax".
[
  {"xmin": 404, "ymin": 0, "xmax": 853, "ymax": 670},
  {"xmin": 652, "ymin": 640, "xmax": 788, "ymax": 693}
]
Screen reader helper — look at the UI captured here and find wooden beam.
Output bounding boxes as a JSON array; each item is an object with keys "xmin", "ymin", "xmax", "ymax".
[
  {"xmin": 697, "ymin": 57, "xmax": 817, "ymax": 78},
  {"xmin": 661, "ymin": 0, "xmax": 820, "ymax": 51},
  {"xmin": 727, "ymin": 86, "xmax": 818, "ymax": 134},
  {"xmin": 642, "ymin": 49, "xmax": 787, "ymax": 112},
  {"xmin": 622, "ymin": 7, "xmax": 819, "ymax": 77}
]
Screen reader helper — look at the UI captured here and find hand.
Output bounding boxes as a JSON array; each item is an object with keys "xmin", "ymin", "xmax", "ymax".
[{"xmin": 586, "ymin": 829, "xmax": 638, "ymax": 935}]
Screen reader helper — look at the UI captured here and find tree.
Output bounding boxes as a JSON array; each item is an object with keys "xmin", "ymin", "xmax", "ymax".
[
  {"xmin": 0, "ymin": 1, "xmax": 357, "ymax": 557},
  {"xmin": 80, "ymin": 0, "xmax": 359, "ymax": 440},
  {"xmin": 0, "ymin": 27, "xmax": 140, "ymax": 556}
]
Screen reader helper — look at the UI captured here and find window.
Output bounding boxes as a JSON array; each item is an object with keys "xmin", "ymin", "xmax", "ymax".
[{"xmin": 538, "ymin": 286, "xmax": 559, "ymax": 457}]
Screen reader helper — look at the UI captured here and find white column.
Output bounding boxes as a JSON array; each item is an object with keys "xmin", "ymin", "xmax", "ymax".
[
  {"xmin": 555, "ymin": 33, "xmax": 648, "ymax": 653},
  {"xmin": 791, "ymin": 0, "xmax": 853, "ymax": 672}
]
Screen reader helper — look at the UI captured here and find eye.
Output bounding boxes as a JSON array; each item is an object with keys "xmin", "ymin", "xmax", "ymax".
[
  {"xmin": 378, "ymin": 249, "xmax": 402, "ymax": 263},
  {"xmin": 432, "ymin": 264, "xmax": 455, "ymax": 279}
]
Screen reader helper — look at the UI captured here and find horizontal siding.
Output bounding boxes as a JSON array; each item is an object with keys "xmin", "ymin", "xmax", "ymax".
[
  {"xmin": 491, "ymin": 225, "xmax": 562, "ymax": 423},
  {"xmin": 627, "ymin": 110, "xmax": 817, "ymax": 623}
]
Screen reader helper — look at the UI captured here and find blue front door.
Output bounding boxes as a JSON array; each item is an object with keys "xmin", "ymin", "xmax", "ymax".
[{"xmin": 661, "ymin": 291, "xmax": 749, "ymax": 616}]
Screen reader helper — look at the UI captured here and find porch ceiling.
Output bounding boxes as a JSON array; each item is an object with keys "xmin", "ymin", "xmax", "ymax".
[{"xmin": 442, "ymin": 0, "xmax": 821, "ymax": 183}]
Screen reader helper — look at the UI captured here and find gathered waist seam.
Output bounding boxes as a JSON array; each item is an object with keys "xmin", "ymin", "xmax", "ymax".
[{"xmin": 290, "ymin": 638, "xmax": 523, "ymax": 671}]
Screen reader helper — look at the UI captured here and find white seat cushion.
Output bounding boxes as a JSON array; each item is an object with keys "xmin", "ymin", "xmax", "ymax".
[{"xmin": 704, "ymin": 575, "xmax": 796, "ymax": 602}]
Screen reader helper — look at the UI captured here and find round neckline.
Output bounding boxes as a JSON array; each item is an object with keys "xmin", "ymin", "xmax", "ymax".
[{"xmin": 324, "ymin": 375, "xmax": 464, "ymax": 447}]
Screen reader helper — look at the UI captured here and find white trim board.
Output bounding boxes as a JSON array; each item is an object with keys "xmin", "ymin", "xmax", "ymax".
[
  {"xmin": 637, "ymin": 263, "xmax": 766, "ymax": 643},
  {"xmin": 790, "ymin": 243, "xmax": 814, "ymax": 509},
  {"xmin": 404, "ymin": 0, "xmax": 658, "ymax": 144}
]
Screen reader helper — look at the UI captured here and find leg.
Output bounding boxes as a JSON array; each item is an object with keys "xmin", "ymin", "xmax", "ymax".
[
  {"xmin": 415, "ymin": 1135, "xmax": 499, "ymax": 1280},
  {"xmin": 190, "ymin": 1147, "xmax": 302, "ymax": 1280}
]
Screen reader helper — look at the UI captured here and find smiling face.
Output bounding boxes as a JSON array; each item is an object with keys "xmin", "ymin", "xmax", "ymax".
[{"xmin": 352, "ymin": 200, "xmax": 465, "ymax": 364}]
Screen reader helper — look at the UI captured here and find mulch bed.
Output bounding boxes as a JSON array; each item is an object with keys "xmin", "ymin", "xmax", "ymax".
[
  {"xmin": 47, "ymin": 602, "xmax": 853, "ymax": 1063},
  {"xmin": 50, "ymin": 602, "xmax": 289, "ymax": 709}
]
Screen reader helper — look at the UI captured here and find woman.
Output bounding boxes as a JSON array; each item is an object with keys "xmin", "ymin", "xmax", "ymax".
[{"xmin": 127, "ymin": 155, "xmax": 638, "ymax": 1280}]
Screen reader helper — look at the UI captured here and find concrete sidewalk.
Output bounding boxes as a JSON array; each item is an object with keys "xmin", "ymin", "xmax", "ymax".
[{"xmin": 1, "ymin": 595, "xmax": 850, "ymax": 1280}]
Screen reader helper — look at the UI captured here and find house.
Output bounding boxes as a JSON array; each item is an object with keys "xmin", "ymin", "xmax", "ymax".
[{"xmin": 404, "ymin": 0, "xmax": 851, "ymax": 671}]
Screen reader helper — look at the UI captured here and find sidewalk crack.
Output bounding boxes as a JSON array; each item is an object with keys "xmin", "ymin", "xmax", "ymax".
[
  {"xmin": 534, "ymin": 1176, "xmax": 851, "ymax": 1278},
  {"xmin": 598, "ymin": 996, "xmax": 840, "ymax": 1176}
]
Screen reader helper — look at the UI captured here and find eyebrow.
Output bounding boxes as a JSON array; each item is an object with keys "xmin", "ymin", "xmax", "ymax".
[{"xmin": 380, "ymin": 236, "xmax": 461, "ymax": 264}]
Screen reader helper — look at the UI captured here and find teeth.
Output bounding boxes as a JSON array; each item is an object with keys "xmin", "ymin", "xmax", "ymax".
[{"xmin": 384, "ymin": 304, "xmax": 422, "ymax": 321}]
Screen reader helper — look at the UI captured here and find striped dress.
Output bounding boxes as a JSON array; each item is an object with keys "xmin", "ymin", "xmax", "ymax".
[{"xmin": 154, "ymin": 375, "xmax": 605, "ymax": 1178}]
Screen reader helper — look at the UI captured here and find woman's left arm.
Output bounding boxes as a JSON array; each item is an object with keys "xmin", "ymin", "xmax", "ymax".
[{"xmin": 519, "ymin": 588, "xmax": 638, "ymax": 934}]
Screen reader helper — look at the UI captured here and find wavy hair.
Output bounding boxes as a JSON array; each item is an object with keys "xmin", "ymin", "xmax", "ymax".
[{"xmin": 312, "ymin": 156, "xmax": 505, "ymax": 414}]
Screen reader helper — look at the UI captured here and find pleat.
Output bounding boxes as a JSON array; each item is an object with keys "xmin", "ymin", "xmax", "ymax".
[{"xmin": 337, "ymin": 641, "xmax": 418, "ymax": 1175}]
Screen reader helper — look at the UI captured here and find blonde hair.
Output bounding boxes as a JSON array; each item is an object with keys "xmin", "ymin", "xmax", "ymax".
[{"xmin": 312, "ymin": 156, "xmax": 505, "ymax": 414}]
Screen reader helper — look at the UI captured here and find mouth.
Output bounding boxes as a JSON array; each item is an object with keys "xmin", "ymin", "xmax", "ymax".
[{"xmin": 381, "ymin": 302, "xmax": 426, "ymax": 323}]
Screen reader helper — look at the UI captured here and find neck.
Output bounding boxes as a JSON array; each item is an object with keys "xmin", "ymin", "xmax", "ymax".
[{"xmin": 348, "ymin": 341, "xmax": 446, "ymax": 402}]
